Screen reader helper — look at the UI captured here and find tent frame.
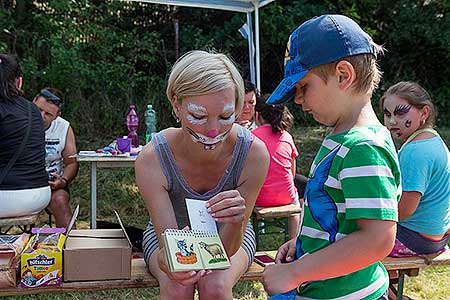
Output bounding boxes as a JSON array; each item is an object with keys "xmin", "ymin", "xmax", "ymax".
[{"xmin": 127, "ymin": 0, "xmax": 275, "ymax": 89}]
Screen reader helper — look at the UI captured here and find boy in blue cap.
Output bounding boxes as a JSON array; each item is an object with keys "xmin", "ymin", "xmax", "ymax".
[{"xmin": 262, "ymin": 15, "xmax": 401, "ymax": 299}]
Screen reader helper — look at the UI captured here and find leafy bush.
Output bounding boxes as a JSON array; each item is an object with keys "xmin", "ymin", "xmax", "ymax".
[{"xmin": 1, "ymin": 0, "xmax": 449, "ymax": 143}]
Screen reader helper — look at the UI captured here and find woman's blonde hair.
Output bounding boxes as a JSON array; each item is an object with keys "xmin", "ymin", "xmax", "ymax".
[
  {"xmin": 166, "ymin": 50, "xmax": 244, "ymax": 114},
  {"xmin": 380, "ymin": 81, "xmax": 437, "ymax": 128}
]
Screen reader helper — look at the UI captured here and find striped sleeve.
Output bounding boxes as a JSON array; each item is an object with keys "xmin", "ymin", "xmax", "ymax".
[{"xmin": 339, "ymin": 143, "xmax": 400, "ymax": 221}]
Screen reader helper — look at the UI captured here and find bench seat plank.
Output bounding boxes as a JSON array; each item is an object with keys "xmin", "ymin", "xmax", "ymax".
[
  {"xmin": 0, "ymin": 214, "xmax": 40, "ymax": 227},
  {"xmin": 0, "ymin": 258, "xmax": 264, "ymax": 296},
  {"xmin": 253, "ymin": 204, "xmax": 301, "ymax": 219},
  {"xmin": 0, "ymin": 250, "xmax": 447, "ymax": 296},
  {"xmin": 383, "ymin": 249, "xmax": 450, "ymax": 270}
]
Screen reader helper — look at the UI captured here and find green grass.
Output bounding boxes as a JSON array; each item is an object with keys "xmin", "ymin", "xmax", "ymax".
[{"xmin": 21, "ymin": 126, "xmax": 450, "ymax": 299}]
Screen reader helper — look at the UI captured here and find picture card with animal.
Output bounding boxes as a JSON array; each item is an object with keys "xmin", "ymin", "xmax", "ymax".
[
  {"xmin": 185, "ymin": 198, "xmax": 217, "ymax": 234},
  {"xmin": 162, "ymin": 229, "xmax": 230, "ymax": 272}
]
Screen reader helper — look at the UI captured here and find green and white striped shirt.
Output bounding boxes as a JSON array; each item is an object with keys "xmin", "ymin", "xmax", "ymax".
[{"xmin": 298, "ymin": 125, "xmax": 400, "ymax": 300}]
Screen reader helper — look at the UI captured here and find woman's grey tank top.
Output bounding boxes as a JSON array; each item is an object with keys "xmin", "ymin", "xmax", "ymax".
[{"xmin": 151, "ymin": 126, "xmax": 252, "ymax": 228}]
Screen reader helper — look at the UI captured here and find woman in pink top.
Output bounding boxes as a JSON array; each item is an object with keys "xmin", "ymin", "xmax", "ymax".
[{"xmin": 252, "ymin": 94, "xmax": 301, "ymax": 238}]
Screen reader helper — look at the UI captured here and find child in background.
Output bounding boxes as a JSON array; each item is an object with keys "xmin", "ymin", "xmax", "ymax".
[
  {"xmin": 253, "ymin": 94, "xmax": 300, "ymax": 239},
  {"xmin": 261, "ymin": 14, "xmax": 401, "ymax": 300},
  {"xmin": 381, "ymin": 81, "xmax": 450, "ymax": 258}
]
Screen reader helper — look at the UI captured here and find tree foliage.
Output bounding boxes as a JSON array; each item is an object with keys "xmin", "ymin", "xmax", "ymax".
[{"xmin": 0, "ymin": 0, "xmax": 449, "ymax": 145}]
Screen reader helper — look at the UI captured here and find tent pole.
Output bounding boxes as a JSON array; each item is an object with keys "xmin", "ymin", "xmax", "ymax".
[
  {"xmin": 246, "ymin": 12, "xmax": 255, "ymax": 85},
  {"xmin": 255, "ymin": 5, "xmax": 261, "ymax": 91}
]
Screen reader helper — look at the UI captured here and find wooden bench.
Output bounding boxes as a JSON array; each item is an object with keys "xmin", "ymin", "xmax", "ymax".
[
  {"xmin": 383, "ymin": 249, "xmax": 450, "ymax": 299},
  {"xmin": 252, "ymin": 204, "xmax": 302, "ymax": 249},
  {"xmin": 0, "ymin": 214, "xmax": 41, "ymax": 234},
  {"xmin": 0, "ymin": 250, "xmax": 448, "ymax": 297},
  {"xmin": 0, "ymin": 257, "xmax": 264, "ymax": 296}
]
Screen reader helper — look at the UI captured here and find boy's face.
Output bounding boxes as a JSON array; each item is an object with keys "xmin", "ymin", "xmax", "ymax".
[{"xmin": 293, "ymin": 71, "xmax": 341, "ymax": 126}]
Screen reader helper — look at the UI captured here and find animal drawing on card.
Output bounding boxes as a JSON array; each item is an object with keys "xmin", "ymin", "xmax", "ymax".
[
  {"xmin": 175, "ymin": 239, "xmax": 198, "ymax": 264},
  {"xmin": 198, "ymin": 241, "xmax": 227, "ymax": 264}
]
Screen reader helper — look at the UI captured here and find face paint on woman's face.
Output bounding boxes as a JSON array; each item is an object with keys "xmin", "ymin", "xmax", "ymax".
[
  {"xmin": 186, "ymin": 102, "xmax": 207, "ymax": 125},
  {"xmin": 186, "ymin": 127, "xmax": 232, "ymax": 151},
  {"xmin": 218, "ymin": 103, "xmax": 236, "ymax": 126},
  {"xmin": 180, "ymin": 88, "xmax": 236, "ymax": 150},
  {"xmin": 405, "ymin": 119, "xmax": 412, "ymax": 128}
]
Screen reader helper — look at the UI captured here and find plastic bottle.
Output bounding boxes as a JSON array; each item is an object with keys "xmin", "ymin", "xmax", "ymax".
[
  {"xmin": 144, "ymin": 104, "xmax": 157, "ymax": 144},
  {"xmin": 126, "ymin": 104, "xmax": 139, "ymax": 148}
]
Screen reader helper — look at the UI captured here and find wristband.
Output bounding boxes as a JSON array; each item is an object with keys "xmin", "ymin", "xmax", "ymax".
[{"xmin": 61, "ymin": 177, "xmax": 69, "ymax": 187}]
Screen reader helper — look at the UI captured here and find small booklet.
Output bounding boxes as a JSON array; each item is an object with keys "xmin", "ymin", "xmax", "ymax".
[{"xmin": 162, "ymin": 229, "xmax": 230, "ymax": 272}]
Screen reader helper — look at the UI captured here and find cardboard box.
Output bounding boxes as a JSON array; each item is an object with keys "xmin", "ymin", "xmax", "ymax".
[{"xmin": 63, "ymin": 210, "xmax": 132, "ymax": 282}]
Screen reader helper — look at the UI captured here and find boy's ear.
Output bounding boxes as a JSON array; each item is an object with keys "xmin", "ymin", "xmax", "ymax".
[{"xmin": 335, "ymin": 60, "xmax": 355, "ymax": 91}]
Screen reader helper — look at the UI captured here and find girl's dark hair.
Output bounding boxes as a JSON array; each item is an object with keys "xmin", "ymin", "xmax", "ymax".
[
  {"xmin": 0, "ymin": 54, "xmax": 23, "ymax": 102},
  {"xmin": 255, "ymin": 93, "xmax": 294, "ymax": 133}
]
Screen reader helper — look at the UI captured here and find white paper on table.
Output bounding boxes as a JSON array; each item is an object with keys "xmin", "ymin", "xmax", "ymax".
[{"xmin": 185, "ymin": 198, "xmax": 218, "ymax": 234}]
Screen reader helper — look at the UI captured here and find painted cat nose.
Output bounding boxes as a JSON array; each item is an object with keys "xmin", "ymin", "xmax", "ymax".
[{"xmin": 206, "ymin": 130, "xmax": 218, "ymax": 138}]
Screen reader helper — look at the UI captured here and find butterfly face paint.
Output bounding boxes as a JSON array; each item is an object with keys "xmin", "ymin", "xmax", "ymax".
[
  {"xmin": 383, "ymin": 95, "xmax": 423, "ymax": 141},
  {"xmin": 187, "ymin": 127, "xmax": 231, "ymax": 151}
]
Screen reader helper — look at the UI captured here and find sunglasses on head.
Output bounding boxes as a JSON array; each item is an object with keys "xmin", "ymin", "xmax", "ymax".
[{"xmin": 40, "ymin": 89, "xmax": 62, "ymax": 107}]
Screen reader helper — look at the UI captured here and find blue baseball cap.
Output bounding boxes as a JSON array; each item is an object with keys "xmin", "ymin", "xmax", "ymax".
[{"xmin": 267, "ymin": 14, "xmax": 377, "ymax": 105}]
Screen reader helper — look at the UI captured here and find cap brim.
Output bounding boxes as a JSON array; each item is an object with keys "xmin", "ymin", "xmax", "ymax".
[{"xmin": 266, "ymin": 70, "xmax": 308, "ymax": 104}]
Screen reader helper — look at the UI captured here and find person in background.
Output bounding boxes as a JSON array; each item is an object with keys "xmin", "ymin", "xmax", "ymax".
[
  {"xmin": 136, "ymin": 50, "xmax": 269, "ymax": 300},
  {"xmin": 236, "ymin": 80, "xmax": 258, "ymax": 130},
  {"xmin": 33, "ymin": 88, "xmax": 79, "ymax": 228},
  {"xmin": 253, "ymin": 94, "xmax": 301, "ymax": 239},
  {"xmin": 0, "ymin": 54, "xmax": 50, "ymax": 217},
  {"xmin": 381, "ymin": 81, "xmax": 450, "ymax": 258},
  {"xmin": 261, "ymin": 14, "xmax": 400, "ymax": 300}
]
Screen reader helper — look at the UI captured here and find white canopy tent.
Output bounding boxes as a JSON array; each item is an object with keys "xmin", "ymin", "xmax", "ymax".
[{"xmin": 127, "ymin": 0, "xmax": 275, "ymax": 90}]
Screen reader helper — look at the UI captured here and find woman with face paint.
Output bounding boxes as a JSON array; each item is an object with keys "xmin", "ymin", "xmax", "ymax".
[
  {"xmin": 381, "ymin": 81, "xmax": 450, "ymax": 258},
  {"xmin": 135, "ymin": 50, "xmax": 269, "ymax": 300}
]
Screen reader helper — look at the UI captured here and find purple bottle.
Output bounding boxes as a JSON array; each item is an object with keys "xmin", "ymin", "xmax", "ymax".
[{"xmin": 126, "ymin": 105, "xmax": 139, "ymax": 148}]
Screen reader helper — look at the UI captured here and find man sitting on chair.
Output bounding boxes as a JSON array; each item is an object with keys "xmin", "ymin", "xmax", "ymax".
[{"xmin": 33, "ymin": 88, "xmax": 79, "ymax": 228}]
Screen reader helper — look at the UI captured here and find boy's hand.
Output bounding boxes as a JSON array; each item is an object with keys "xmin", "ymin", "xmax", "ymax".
[
  {"xmin": 275, "ymin": 238, "xmax": 296, "ymax": 263},
  {"xmin": 206, "ymin": 190, "xmax": 246, "ymax": 223},
  {"xmin": 262, "ymin": 262, "xmax": 300, "ymax": 295}
]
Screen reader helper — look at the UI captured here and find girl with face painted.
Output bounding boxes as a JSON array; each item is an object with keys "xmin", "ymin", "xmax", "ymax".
[
  {"xmin": 381, "ymin": 81, "xmax": 450, "ymax": 257},
  {"xmin": 135, "ymin": 50, "xmax": 269, "ymax": 300}
]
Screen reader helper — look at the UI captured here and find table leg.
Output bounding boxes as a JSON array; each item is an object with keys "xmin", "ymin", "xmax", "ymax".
[
  {"xmin": 90, "ymin": 162, "xmax": 97, "ymax": 229},
  {"xmin": 397, "ymin": 270, "xmax": 405, "ymax": 300}
]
